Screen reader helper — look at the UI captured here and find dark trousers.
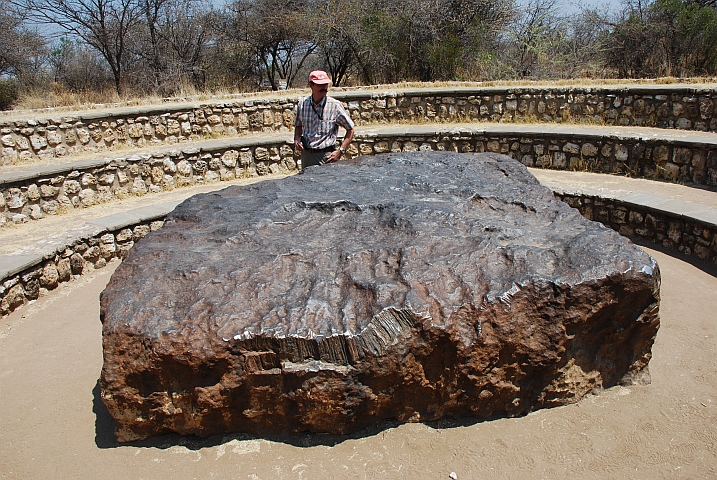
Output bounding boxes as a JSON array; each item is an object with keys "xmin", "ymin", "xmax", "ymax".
[{"xmin": 301, "ymin": 149, "xmax": 334, "ymax": 171}]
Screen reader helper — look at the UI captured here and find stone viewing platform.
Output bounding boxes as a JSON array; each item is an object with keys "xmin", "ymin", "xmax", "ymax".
[
  {"xmin": 3, "ymin": 83, "xmax": 717, "ymax": 168},
  {"xmin": 3, "ymin": 86, "xmax": 717, "ymax": 479},
  {"xmin": 1, "ymin": 85, "xmax": 717, "ymax": 316}
]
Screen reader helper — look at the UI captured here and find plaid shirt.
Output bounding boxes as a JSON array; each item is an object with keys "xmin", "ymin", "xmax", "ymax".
[{"xmin": 295, "ymin": 95, "xmax": 354, "ymax": 150}]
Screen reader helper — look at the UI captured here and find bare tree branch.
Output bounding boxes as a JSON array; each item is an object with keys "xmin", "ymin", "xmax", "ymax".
[{"xmin": 10, "ymin": 0, "xmax": 143, "ymax": 93}]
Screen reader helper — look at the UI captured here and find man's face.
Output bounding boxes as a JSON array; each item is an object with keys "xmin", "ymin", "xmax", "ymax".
[{"xmin": 310, "ymin": 81, "xmax": 329, "ymax": 101}]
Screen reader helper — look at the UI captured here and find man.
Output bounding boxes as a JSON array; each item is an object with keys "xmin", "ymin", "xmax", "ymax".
[{"xmin": 294, "ymin": 70, "xmax": 354, "ymax": 171}]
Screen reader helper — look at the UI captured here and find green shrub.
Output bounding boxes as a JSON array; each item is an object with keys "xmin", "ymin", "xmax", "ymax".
[{"xmin": 0, "ymin": 78, "xmax": 19, "ymax": 111}]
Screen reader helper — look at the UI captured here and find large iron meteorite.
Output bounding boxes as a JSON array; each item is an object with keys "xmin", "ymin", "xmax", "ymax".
[{"xmin": 100, "ymin": 152, "xmax": 660, "ymax": 442}]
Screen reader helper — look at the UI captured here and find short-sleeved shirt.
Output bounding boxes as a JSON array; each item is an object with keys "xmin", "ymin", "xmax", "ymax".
[{"xmin": 295, "ymin": 95, "xmax": 354, "ymax": 150}]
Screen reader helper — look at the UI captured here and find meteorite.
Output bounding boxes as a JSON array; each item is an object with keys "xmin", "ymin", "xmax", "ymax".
[{"xmin": 100, "ymin": 152, "xmax": 660, "ymax": 442}]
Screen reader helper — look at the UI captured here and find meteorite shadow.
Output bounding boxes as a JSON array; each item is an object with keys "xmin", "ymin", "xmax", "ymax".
[
  {"xmin": 630, "ymin": 237, "xmax": 717, "ymax": 278},
  {"xmin": 92, "ymin": 407, "xmax": 504, "ymax": 450},
  {"xmin": 93, "ymin": 381, "xmax": 120, "ymax": 448}
]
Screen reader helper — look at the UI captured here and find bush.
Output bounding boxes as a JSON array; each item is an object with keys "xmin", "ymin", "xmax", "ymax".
[{"xmin": 0, "ymin": 77, "xmax": 18, "ymax": 110}]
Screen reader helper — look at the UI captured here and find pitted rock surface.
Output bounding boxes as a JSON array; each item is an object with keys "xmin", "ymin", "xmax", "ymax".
[{"xmin": 100, "ymin": 152, "xmax": 661, "ymax": 442}]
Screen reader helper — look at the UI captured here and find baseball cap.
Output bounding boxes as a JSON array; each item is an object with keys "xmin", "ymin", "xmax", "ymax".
[{"xmin": 308, "ymin": 70, "xmax": 331, "ymax": 85}]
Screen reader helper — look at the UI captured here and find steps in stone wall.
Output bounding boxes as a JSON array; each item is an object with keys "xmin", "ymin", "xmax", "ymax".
[
  {"xmin": 2, "ymin": 97, "xmax": 717, "ymax": 314},
  {"xmin": 0, "ymin": 200, "xmax": 177, "ymax": 282},
  {"xmin": 3, "ymin": 122, "xmax": 717, "ymax": 232}
]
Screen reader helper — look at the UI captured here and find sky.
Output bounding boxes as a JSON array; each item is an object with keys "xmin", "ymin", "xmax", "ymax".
[{"xmin": 517, "ymin": 0, "xmax": 626, "ymax": 14}]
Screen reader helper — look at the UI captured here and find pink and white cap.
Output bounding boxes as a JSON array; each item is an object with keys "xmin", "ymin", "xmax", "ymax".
[{"xmin": 308, "ymin": 70, "xmax": 331, "ymax": 84}]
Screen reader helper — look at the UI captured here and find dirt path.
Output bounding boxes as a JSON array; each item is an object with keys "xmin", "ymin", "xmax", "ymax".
[{"xmin": 0, "ymin": 246, "xmax": 716, "ymax": 479}]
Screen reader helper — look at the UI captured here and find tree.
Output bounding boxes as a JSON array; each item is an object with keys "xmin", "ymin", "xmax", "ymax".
[
  {"xmin": 507, "ymin": 0, "xmax": 560, "ymax": 77},
  {"xmin": 162, "ymin": 3, "xmax": 217, "ymax": 91},
  {"xmin": 655, "ymin": 0, "xmax": 717, "ymax": 75},
  {"xmin": 12, "ymin": 0, "xmax": 144, "ymax": 94},
  {"xmin": 318, "ymin": 29, "xmax": 355, "ymax": 86},
  {"xmin": 223, "ymin": 0, "xmax": 317, "ymax": 90},
  {"xmin": 500, "ymin": 1, "xmax": 611, "ymax": 79},
  {"xmin": 421, "ymin": 0, "xmax": 514, "ymax": 80},
  {"xmin": 49, "ymin": 37, "xmax": 113, "ymax": 92},
  {"xmin": 689, "ymin": 0, "xmax": 716, "ymax": 8},
  {"xmin": 0, "ymin": 0, "xmax": 46, "ymax": 77},
  {"xmin": 603, "ymin": 0, "xmax": 717, "ymax": 77},
  {"xmin": 559, "ymin": 8, "xmax": 611, "ymax": 78},
  {"xmin": 136, "ymin": 0, "xmax": 175, "ymax": 91},
  {"xmin": 311, "ymin": 0, "xmax": 366, "ymax": 86},
  {"xmin": 127, "ymin": 0, "xmax": 218, "ymax": 95},
  {"xmin": 603, "ymin": 1, "xmax": 664, "ymax": 77},
  {"xmin": 347, "ymin": 0, "xmax": 514, "ymax": 84}
]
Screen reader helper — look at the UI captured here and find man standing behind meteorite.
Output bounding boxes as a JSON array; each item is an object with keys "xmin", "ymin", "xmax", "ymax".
[{"xmin": 294, "ymin": 70, "xmax": 355, "ymax": 171}]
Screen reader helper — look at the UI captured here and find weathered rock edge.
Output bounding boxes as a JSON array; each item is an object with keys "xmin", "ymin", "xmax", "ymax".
[{"xmin": 100, "ymin": 151, "xmax": 661, "ymax": 442}]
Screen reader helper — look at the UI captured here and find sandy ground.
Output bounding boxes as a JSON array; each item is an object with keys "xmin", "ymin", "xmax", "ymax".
[{"xmin": 0, "ymin": 246, "xmax": 716, "ymax": 479}]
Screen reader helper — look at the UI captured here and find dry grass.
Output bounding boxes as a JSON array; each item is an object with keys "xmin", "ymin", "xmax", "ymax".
[
  {"xmin": 13, "ymin": 83, "xmax": 122, "ymax": 111},
  {"xmin": 333, "ymin": 76, "xmax": 717, "ymax": 90}
]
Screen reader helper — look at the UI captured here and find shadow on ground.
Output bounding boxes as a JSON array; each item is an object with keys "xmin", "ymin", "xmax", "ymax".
[{"xmin": 631, "ymin": 237, "xmax": 717, "ymax": 278}]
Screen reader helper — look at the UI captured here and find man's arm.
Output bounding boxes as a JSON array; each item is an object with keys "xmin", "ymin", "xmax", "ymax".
[
  {"xmin": 339, "ymin": 127, "xmax": 354, "ymax": 152},
  {"xmin": 294, "ymin": 124, "xmax": 304, "ymax": 151},
  {"xmin": 326, "ymin": 127, "xmax": 354, "ymax": 164}
]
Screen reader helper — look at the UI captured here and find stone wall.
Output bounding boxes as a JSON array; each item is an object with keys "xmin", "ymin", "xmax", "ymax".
[
  {"xmin": 0, "ymin": 219, "xmax": 164, "ymax": 315},
  {"xmin": 2, "ymin": 85, "xmax": 717, "ymax": 166},
  {"xmin": 3, "ymin": 127, "xmax": 716, "ymax": 226},
  {"xmin": 0, "ymin": 101, "xmax": 296, "ymax": 166},
  {"xmin": 1, "ymin": 140, "xmax": 297, "ymax": 226},
  {"xmin": 350, "ymin": 127, "xmax": 717, "ymax": 186},
  {"xmin": 557, "ymin": 193, "xmax": 716, "ymax": 265}
]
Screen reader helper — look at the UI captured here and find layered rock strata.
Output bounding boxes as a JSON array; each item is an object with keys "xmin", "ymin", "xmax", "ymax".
[{"xmin": 100, "ymin": 151, "xmax": 660, "ymax": 442}]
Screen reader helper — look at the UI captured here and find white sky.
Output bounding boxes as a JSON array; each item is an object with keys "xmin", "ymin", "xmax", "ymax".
[{"xmin": 517, "ymin": 0, "xmax": 625, "ymax": 14}]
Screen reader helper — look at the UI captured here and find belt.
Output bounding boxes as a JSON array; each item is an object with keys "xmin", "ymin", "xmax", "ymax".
[{"xmin": 304, "ymin": 145, "xmax": 335, "ymax": 153}]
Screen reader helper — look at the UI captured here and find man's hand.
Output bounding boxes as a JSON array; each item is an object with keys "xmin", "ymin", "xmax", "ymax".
[
  {"xmin": 325, "ymin": 149, "xmax": 343, "ymax": 163},
  {"xmin": 294, "ymin": 138, "xmax": 304, "ymax": 151}
]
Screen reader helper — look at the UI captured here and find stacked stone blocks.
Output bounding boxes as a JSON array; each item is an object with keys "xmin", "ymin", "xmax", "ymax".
[
  {"xmin": 558, "ymin": 193, "xmax": 716, "ymax": 264},
  {"xmin": 1, "ymin": 219, "xmax": 163, "ymax": 314},
  {"xmin": 2, "ymin": 86, "xmax": 717, "ymax": 166},
  {"xmin": 0, "ymin": 101, "xmax": 296, "ymax": 165},
  {"xmin": 349, "ymin": 132, "xmax": 716, "ymax": 186},
  {"xmin": 2, "ymin": 85, "xmax": 717, "ymax": 315},
  {"xmin": 1, "ymin": 142, "xmax": 297, "ymax": 225}
]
